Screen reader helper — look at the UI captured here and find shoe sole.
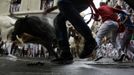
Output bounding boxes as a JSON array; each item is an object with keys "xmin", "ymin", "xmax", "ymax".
[{"xmin": 94, "ymin": 57, "xmax": 103, "ymax": 61}]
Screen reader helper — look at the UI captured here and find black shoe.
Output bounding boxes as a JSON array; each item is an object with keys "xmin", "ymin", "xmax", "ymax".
[
  {"xmin": 79, "ymin": 41, "xmax": 97, "ymax": 59},
  {"xmin": 51, "ymin": 58, "xmax": 73, "ymax": 64},
  {"xmin": 51, "ymin": 52, "xmax": 73, "ymax": 64}
]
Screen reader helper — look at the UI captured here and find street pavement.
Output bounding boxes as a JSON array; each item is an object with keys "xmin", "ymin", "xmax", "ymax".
[{"xmin": 0, "ymin": 56, "xmax": 134, "ymax": 75}]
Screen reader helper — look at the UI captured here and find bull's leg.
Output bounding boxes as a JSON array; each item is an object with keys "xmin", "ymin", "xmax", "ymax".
[
  {"xmin": 0, "ymin": 41, "xmax": 4, "ymax": 55},
  {"xmin": 1, "ymin": 30, "xmax": 8, "ymax": 42},
  {"xmin": 10, "ymin": 42, "xmax": 16, "ymax": 54}
]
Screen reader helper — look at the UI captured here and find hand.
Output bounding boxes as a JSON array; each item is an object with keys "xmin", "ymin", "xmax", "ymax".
[{"xmin": 93, "ymin": 13, "xmax": 99, "ymax": 21}]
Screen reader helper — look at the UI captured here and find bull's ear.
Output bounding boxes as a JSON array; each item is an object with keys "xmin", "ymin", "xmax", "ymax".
[{"xmin": 25, "ymin": 15, "xmax": 29, "ymax": 19}]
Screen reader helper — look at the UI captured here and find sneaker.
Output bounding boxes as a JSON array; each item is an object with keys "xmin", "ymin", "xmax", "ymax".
[
  {"xmin": 79, "ymin": 41, "xmax": 97, "ymax": 59},
  {"xmin": 113, "ymin": 54, "xmax": 125, "ymax": 62}
]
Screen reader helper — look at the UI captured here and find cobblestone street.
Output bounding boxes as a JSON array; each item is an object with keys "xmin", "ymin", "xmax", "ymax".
[{"xmin": 0, "ymin": 56, "xmax": 134, "ymax": 75}]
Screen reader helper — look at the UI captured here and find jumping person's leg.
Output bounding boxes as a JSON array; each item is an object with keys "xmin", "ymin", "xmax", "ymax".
[
  {"xmin": 53, "ymin": 13, "xmax": 73, "ymax": 64},
  {"xmin": 58, "ymin": 1, "xmax": 97, "ymax": 59}
]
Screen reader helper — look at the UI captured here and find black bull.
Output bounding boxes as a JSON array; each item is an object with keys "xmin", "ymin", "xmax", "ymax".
[{"xmin": 11, "ymin": 16, "xmax": 59, "ymax": 58}]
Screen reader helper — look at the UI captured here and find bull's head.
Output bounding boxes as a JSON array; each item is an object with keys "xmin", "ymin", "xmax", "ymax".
[
  {"xmin": 11, "ymin": 16, "xmax": 29, "ymax": 43},
  {"xmin": 14, "ymin": 33, "xmax": 43, "ymax": 45}
]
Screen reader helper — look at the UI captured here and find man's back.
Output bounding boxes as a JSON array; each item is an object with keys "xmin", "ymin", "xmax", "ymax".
[
  {"xmin": 119, "ymin": 11, "xmax": 134, "ymax": 28},
  {"xmin": 98, "ymin": 4, "xmax": 118, "ymax": 22}
]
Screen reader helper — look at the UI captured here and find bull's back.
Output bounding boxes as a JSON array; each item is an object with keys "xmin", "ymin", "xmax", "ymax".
[{"xmin": 27, "ymin": 16, "xmax": 56, "ymax": 41}]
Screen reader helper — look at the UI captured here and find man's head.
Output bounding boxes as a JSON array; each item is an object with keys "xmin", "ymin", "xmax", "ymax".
[
  {"xmin": 115, "ymin": 5, "xmax": 122, "ymax": 10},
  {"xmin": 99, "ymin": 2, "xmax": 106, "ymax": 6}
]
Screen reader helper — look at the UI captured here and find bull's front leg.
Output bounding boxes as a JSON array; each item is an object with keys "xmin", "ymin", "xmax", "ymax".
[
  {"xmin": 44, "ymin": 42, "xmax": 59, "ymax": 59},
  {"xmin": 1, "ymin": 29, "xmax": 8, "ymax": 42}
]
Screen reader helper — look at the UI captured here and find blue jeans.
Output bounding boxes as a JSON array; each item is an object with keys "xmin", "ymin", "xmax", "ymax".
[
  {"xmin": 96, "ymin": 20, "xmax": 118, "ymax": 47},
  {"xmin": 54, "ymin": 0, "xmax": 95, "ymax": 53}
]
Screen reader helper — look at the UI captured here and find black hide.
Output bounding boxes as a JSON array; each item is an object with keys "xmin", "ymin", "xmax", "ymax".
[
  {"xmin": 12, "ymin": 15, "xmax": 58, "ymax": 58},
  {"xmin": 12, "ymin": 16, "xmax": 56, "ymax": 42}
]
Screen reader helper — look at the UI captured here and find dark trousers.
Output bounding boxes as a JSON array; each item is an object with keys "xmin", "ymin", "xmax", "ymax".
[
  {"xmin": 54, "ymin": 0, "xmax": 95, "ymax": 54},
  {"xmin": 120, "ymin": 29, "xmax": 133, "ymax": 51}
]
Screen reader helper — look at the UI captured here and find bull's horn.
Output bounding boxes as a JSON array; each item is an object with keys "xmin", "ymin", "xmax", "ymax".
[{"xmin": 16, "ymin": 35, "xmax": 24, "ymax": 44}]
